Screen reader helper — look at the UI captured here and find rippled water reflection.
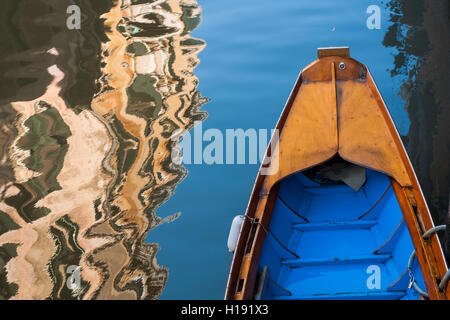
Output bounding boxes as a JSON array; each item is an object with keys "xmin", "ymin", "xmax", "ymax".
[{"xmin": 0, "ymin": 0, "xmax": 207, "ymax": 299}]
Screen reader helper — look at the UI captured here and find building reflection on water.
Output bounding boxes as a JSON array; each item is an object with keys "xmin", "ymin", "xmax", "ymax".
[{"xmin": 0, "ymin": 0, "xmax": 207, "ymax": 299}]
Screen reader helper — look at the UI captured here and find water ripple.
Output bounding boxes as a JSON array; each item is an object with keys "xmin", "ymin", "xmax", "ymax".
[{"xmin": 0, "ymin": 0, "xmax": 207, "ymax": 299}]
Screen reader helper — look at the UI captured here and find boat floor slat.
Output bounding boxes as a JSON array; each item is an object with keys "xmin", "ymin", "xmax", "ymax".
[
  {"xmin": 282, "ymin": 254, "xmax": 391, "ymax": 267},
  {"xmin": 294, "ymin": 220, "xmax": 377, "ymax": 231},
  {"xmin": 273, "ymin": 290, "xmax": 406, "ymax": 300}
]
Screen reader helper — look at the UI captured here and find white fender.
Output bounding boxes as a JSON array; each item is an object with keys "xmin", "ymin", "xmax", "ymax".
[{"xmin": 227, "ymin": 215, "xmax": 245, "ymax": 252}]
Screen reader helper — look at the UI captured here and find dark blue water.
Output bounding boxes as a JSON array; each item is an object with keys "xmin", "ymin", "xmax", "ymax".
[{"xmin": 146, "ymin": 0, "xmax": 411, "ymax": 299}]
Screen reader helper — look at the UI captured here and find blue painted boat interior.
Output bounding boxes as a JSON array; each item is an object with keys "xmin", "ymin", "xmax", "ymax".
[{"xmin": 258, "ymin": 166, "xmax": 426, "ymax": 300}]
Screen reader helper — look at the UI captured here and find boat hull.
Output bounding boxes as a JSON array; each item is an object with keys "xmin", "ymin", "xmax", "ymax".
[{"xmin": 225, "ymin": 48, "xmax": 449, "ymax": 300}]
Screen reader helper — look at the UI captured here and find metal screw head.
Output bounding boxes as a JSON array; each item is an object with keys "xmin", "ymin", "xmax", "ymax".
[{"xmin": 339, "ymin": 62, "xmax": 346, "ymax": 70}]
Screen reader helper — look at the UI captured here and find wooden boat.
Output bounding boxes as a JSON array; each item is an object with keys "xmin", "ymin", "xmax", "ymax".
[{"xmin": 225, "ymin": 47, "xmax": 450, "ymax": 300}]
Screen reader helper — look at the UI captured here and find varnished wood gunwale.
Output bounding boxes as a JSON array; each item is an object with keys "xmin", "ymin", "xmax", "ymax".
[
  {"xmin": 224, "ymin": 70, "xmax": 304, "ymax": 299},
  {"xmin": 225, "ymin": 48, "xmax": 449, "ymax": 300},
  {"xmin": 391, "ymin": 180, "xmax": 448, "ymax": 299}
]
